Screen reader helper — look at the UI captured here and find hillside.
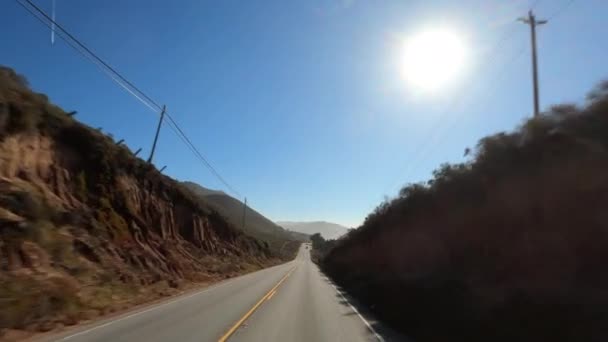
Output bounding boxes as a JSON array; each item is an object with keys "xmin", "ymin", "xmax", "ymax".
[
  {"xmin": 277, "ymin": 221, "xmax": 349, "ymax": 240},
  {"xmin": 182, "ymin": 182, "xmax": 307, "ymax": 258},
  {"xmin": 0, "ymin": 66, "xmax": 276, "ymax": 334},
  {"xmin": 322, "ymin": 82, "xmax": 608, "ymax": 341}
]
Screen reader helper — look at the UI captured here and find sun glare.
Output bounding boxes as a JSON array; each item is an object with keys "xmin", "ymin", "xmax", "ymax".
[{"xmin": 400, "ymin": 29, "xmax": 467, "ymax": 92}]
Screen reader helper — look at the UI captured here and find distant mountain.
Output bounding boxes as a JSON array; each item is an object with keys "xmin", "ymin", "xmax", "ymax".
[
  {"xmin": 181, "ymin": 182, "xmax": 308, "ymax": 257},
  {"xmin": 277, "ymin": 221, "xmax": 349, "ymax": 240}
]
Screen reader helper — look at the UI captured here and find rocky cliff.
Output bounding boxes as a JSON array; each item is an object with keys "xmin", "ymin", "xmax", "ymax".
[{"xmin": 0, "ymin": 66, "xmax": 273, "ymax": 334}]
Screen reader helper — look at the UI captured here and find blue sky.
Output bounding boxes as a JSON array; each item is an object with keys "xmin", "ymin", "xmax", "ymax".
[{"xmin": 2, "ymin": 0, "xmax": 607, "ymax": 227}]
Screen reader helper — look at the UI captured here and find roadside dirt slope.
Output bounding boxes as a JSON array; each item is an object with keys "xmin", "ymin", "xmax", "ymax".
[{"xmin": 0, "ymin": 66, "xmax": 274, "ymax": 334}]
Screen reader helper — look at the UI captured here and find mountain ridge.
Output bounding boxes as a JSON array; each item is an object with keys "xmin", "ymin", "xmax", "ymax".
[
  {"xmin": 181, "ymin": 181, "xmax": 308, "ymax": 258},
  {"xmin": 277, "ymin": 221, "xmax": 349, "ymax": 240}
]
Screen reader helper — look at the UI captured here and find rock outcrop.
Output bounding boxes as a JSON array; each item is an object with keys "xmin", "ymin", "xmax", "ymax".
[{"xmin": 0, "ymin": 66, "xmax": 273, "ymax": 333}]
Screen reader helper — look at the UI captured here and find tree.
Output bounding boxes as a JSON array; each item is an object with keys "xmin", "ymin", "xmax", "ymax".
[{"xmin": 310, "ymin": 233, "xmax": 325, "ymax": 250}]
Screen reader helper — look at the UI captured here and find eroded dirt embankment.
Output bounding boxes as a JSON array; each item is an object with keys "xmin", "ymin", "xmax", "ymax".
[{"xmin": 0, "ymin": 66, "xmax": 275, "ymax": 335}]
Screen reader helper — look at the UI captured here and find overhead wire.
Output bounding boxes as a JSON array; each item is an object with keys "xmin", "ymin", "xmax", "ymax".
[
  {"xmin": 383, "ymin": 44, "xmax": 527, "ymax": 194},
  {"xmin": 546, "ymin": 0, "xmax": 576, "ymax": 20},
  {"xmin": 20, "ymin": 0, "xmax": 163, "ymax": 111},
  {"xmin": 382, "ymin": 1, "xmax": 543, "ymax": 195},
  {"xmin": 409, "ymin": 0, "xmax": 578, "ymax": 180},
  {"xmin": 19, "ymin": 0, "xmax": 577, "ymax": 201},
  {"xmin": 16, "ymin": 0, "xmax": 242, "ymax": 198},
  {"xmin": 400, "ymin": 43, "xmax": 528, "ymax": 185}
]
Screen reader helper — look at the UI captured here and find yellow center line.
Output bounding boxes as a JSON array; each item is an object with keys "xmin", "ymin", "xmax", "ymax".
[
  {"xmin": 217, "ymin": 266, "xmax": 297, "ymax": 342},
  {"xmin": 266, "ymin": 290, "xmax": 277, "ymax": 301}
]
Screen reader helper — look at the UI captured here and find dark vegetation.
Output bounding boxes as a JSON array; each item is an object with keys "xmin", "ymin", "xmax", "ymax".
[
  {"xmin": 182, "ymin": 181, "xmax": 307, "ymax": 259},
  {"xmin": 323, "ymin": 82, "xmax": 608, "ymax": 341},
  {"xmin": 0, "ymin": 66, "xmax": 276, "ymax": 334},
  {"xmin": 309, "ymin": 233, "xmax": 337, "ymax": 263}
]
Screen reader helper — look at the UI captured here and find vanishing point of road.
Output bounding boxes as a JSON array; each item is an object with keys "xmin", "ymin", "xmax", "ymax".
[{"xmin": 40, "ymin": 244, "xmax": 397, "ymax": 342}]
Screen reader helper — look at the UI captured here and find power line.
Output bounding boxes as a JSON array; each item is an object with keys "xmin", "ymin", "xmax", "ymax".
[
  {"xmin": 382, "ymin": 9, "xmax": 538, "ymax": 195},
  {"xmin": 384, "ymin": 43, "xmax": 528, "ymax": 195},
  {"xmin": 16, "ymin": 0, "xmax": 242, "ymax": 198},
  {"xmin": 407, "ymin": 0, "xmax": 573, "ymax": 184},
  {"xmin": 164, "ymin": 114, "xmax": 242, "ymax": 197},
  {"xmin": 20, "ymin": 0, "xmax": 162, "ymax": 111},
  {"xmin": 381, "ymin": 0, "xmax": 548, "ymax": 195},
  {"xmin": 398, "ymin": 44, "xmax": 528, "ymax": 187},
  {"xmin": 384, "ymin": 0, "xmax": 574, "ymax": 192},
  {"xmin": 530, "ymin": 0, "xmax": 543, "ymax": 9},
  {"xmin": 547, "ymin": 0, "xmax": 576, "ymax": 20},
  {"xmin": 15, "ymin": 0, "xmax": 162, "ymax": 116}
]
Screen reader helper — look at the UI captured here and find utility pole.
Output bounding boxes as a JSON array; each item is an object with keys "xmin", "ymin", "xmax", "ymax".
[
  {"xmin": 519, "ymin": 10, "xmax": 547, "ymax": 117},
  {"xmin": 241, "ymin": 197, "xmax": 247, "ymax": 230},
  {"xmin": 148, "ymin": 105, "xmax": 166, "ymax": 163}
]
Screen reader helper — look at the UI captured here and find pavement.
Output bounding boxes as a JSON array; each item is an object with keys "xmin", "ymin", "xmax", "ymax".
[{"xmin": 41, "ymin": 244, "xmax": 401, "ymax": 342}]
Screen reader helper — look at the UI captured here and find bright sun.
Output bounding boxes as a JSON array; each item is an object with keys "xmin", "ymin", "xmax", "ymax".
[{"xmin": 400, "ymin": 29, "xmax": 467, "ymax": 92}]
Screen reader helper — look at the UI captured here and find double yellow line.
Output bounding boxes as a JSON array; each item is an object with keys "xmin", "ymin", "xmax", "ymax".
[{"xmin": 217, "ymin": 266, "xmax": 297, "ymax": 342}]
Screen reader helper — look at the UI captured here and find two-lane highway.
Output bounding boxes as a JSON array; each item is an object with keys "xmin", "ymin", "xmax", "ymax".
[{"xmin": 42, "ymin": 244, "xmax": 388, "ymax": 342}]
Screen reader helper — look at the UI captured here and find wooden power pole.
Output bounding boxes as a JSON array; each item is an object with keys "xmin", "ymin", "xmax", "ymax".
[
  {"xmin": 519, "ymin": 10, "xmax": 547, "ymax": 117},
  {"xmin": 148, "ymin": 105, "xmax": 166, "ymax": 163}
]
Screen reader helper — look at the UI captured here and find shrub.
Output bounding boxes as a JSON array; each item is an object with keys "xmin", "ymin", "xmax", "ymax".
[
  {"xmin": 0, "ymin": 276, "xmax": 80, "ymax": 330},
  {"xmin": 323, "ymin": 81, "xmax": 608, "ymax": 341}
]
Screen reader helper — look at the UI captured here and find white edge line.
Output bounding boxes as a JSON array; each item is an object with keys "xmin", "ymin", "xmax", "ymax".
[
  {"xmin": 327, "ymin": 278, "xmax": 385, "ymax": 342},
  {"xmin": 56, "ymin": 282, "xmax": 224, "ymax": 341},
  {"xmin": 56, "ymin": 263, "xmax": 294, "ymax": 341}
]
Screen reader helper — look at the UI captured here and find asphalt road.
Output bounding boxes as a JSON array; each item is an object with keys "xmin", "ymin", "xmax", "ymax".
[{"xmin": 42, "ymin": 244, "xmax": 393, "ymax": 342}]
